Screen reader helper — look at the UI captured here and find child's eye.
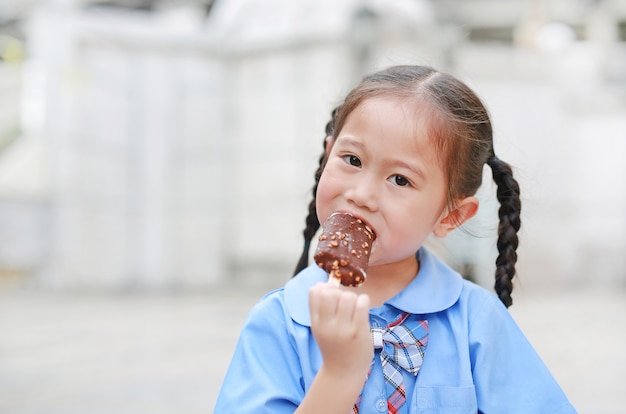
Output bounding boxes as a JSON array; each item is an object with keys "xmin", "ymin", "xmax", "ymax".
[
  {"xmin": 390, "ymin": 175, "xmax": 410, "ymax": 187},
  {"xmin": 342, "ymin": 155, "xmax": 362, "ymax": 167}
]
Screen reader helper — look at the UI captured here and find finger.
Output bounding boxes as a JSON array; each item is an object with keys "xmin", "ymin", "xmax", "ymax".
[
  {"xmin": 335, "ymin": 291, "xmax": 358, "ymax": 325},
  {"xmin": 310, "ymin": 283, "xmax": 340, "ymax": 321},
  {"xmin": 308, "ymin": 283, "xmax": 323, "ymax": 324},
  {"xmin": 354, "ymin": 293, "xmax": 371, "ymax": 328}
]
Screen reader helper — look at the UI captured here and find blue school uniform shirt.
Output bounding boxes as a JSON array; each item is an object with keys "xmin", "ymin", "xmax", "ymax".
[{"xmin": 215, "ymin": 248, "xmax": 577, "ymax": 413}]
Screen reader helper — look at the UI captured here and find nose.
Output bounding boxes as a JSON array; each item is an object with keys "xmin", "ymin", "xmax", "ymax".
[{"xmin": 345, "ymin": 174, "xmax": 379, "ymax": 212}]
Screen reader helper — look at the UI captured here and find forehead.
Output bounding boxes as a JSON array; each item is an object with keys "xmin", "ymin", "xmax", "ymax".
[{"xmin": 345, "ymin": 96, "xmax": 440, "ymax": 150}]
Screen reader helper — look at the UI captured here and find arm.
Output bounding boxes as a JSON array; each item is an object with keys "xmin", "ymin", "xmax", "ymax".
[{"xmin": 295, "ymin": 283, "xmax": 373, "ymax": 414}]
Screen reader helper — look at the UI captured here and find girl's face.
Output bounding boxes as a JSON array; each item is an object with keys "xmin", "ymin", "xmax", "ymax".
[{"xmin": 316, "ymin": 96, "xmax": 474, "ymax": 269}]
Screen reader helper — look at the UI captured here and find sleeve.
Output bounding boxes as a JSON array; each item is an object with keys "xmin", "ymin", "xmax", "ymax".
[
  {"xmin": 214, "ymin": 294, "xmax": 305, "ymax": 414},
  {"xmin": 468, "ymin": 293, "xmax": 577, "ymax": 414}
]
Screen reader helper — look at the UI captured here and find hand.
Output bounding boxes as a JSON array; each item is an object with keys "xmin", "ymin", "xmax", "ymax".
[{"xmin": 308, "ymin": 283, "xmax": 373, "ymax": 381}]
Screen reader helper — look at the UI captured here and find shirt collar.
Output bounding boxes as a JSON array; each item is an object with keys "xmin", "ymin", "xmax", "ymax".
[{"xmin": 284, "ymin": 247, "xmax": 464, "ymax": 326}]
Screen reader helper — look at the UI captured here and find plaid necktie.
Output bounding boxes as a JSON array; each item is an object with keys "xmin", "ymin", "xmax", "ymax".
[{"xmin": 353, "ymin": 312, "xmax": 428, "ymax": 414}]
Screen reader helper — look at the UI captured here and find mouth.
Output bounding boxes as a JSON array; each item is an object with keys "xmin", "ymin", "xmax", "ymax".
[{"xmin": 363, "ymin": 222, "xmax": 376, "ymax": 241}]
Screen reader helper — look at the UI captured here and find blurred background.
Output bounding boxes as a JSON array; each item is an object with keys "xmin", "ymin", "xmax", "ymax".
[{"xmin": 0, "ymin": 0, "xmax": 625, "ymax": 413}]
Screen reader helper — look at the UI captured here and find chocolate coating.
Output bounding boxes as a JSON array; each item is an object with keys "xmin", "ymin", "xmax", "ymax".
[{"xmin": 313, "ymin": 212, "xmax": 375, "ymax": 287}]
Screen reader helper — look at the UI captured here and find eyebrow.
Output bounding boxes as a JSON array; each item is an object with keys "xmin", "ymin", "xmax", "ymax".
[
  {"xmin": 334, "ymin": 136, "xmax": 364, "ymax": 150},
  {"xmin": 391, "ymin": 159, "xmax": 426, "ymax": 181}
]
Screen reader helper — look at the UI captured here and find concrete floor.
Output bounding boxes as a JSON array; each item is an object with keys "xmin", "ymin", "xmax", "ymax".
[{"xmin": 0, "ymin": 281, "xmax": 624, "ymax": 414}]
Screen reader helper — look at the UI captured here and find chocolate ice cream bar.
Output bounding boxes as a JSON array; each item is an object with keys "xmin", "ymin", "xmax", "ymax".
[{"xmin": 314, "ymin": 212, "xmax": 375, "ymax": 287}]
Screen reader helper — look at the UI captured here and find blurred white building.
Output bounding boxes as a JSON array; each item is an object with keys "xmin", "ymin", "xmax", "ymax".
[{"xmin": 0, "ymin": 0, "xmax": 625, "ymax": 291}]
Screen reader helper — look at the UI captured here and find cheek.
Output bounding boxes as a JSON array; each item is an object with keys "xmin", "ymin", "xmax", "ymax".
[
  {"xmin": 315, "ymin": 173, "xmax": 335, "ymax": 223},
  {"xmin": 386, "ymin": 203, "xmax": 441, "ymax": 243}
]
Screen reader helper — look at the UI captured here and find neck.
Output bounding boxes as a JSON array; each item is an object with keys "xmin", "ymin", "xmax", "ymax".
[{"xmin": 356, "ymin": 255, "xmax": 419, "ymax": 307}]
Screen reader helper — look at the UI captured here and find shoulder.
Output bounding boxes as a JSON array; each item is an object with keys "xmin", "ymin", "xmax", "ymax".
[
  {"xmin": 457, "ymin": 278, "xmax": 519, "ymax": 333},
  {"xmin": 413, "ymin": 252, "xmax": 517, "ymax": 342},
  {"xmin": 435, "ymin": 276, "xmax": 519, "ymax": 341},
  {"xmin": 389, "ymin": 248, "xmax": 466, "ymax": 313},
  {"xmin": 392, "ymin": 248, "xmax": 503, "ymax": 315},
  {"xmin": 283, "ymin": 265, "xmax": 328, "ymax": 326},
  {"xmin": 246, "ymin": 287, "xmax": 288, "ymax": 323},
  {"xmin": 242, "ymin": 265, "xmax": 326, "ymax": 329},
  {"xmin": 459, "ymin": 278, "xmax": 504, "ymax": 315}
]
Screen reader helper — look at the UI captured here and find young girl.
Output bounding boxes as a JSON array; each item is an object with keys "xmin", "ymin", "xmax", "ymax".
[{"xmin": 215, "ymin": 65, "xmax": 576, "ymax": 413}]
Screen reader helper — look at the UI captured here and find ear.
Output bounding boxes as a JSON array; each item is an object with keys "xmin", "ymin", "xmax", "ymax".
[
  {"xmin": 433, "ymin": 196, "xmax": 479, "ymax": 238},
  {"xmin": 324, "ymin": 136, "xmax": 334, "ymax": 157}
]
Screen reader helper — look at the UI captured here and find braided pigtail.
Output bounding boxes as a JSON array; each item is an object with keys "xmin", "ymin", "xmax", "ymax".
[
  {"xmin": 487, "ymin": 154, "xmax": 522, "ymax": 308},
  {"xmin": 293, "ymin": 107, "xmax": 340, "ymax": 276}
]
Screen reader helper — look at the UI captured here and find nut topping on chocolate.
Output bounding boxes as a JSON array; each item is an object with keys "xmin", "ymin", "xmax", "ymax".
[{"xmin": 313, "ymin": 212, "xmax": 375, "ymax": 287}]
